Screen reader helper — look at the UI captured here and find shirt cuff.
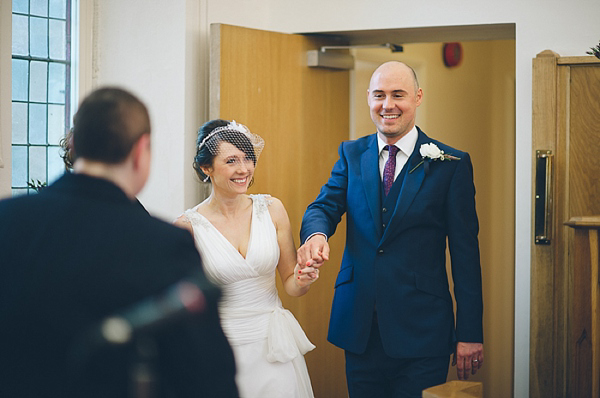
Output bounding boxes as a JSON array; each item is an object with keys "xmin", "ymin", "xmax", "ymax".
[{"xmin": 304, "ymin": 232, "xmax": 328, "ymax": 244}]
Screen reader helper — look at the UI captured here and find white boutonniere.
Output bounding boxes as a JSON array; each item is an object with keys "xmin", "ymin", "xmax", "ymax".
[{"xmin": 409, "ymin": 143, "xmax": 461, "ymax": 174}]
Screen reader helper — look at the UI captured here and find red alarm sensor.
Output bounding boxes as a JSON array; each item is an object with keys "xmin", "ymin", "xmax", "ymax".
[{"xmin": 443, "ymin": 42, "xmax": 463, "ymax": 67}]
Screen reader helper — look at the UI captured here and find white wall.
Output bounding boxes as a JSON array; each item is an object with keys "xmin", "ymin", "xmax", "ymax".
[
  {"xmin": 92, "ymin": 0, "xmax": 205, "ymax": 220},
  {"xmin": 0, "ymin": 0, "xmax": 12, "ymax": 198}
]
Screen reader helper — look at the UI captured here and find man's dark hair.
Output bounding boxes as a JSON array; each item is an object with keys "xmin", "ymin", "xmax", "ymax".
[{"xmin": 72, "ymin": 87, "xmax": 150, "ymax": 164}]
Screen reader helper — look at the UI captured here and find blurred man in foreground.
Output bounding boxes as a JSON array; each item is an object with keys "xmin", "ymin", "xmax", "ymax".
[{"xmin": 0, "ymin": 87, "xmax": 238, "ymax": 397}]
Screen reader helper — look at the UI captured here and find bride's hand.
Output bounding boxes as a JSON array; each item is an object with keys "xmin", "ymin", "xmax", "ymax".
[{"xmin": 294, "ymin": 263, "xmax": 319, "ymax": 288}]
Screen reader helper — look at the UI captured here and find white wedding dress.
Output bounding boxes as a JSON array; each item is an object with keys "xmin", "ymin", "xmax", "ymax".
[{"xmin": 182, "ymin": 194, "xmax": 315, "ymax": 398}]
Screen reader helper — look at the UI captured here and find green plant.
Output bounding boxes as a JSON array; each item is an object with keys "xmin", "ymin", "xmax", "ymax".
[
  {"xmin": 587, "ymin": 41, "xmax": 600, "ymax": 59},
  {"xmin": 27, "ymin": 179, "xmax": 47, "ymax": 192}
]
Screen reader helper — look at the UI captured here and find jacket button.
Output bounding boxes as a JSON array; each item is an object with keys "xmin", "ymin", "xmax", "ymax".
[
  {"xmin": 382, "ymin": 223, "xmax": 386, "ymax": 228},
  {"xmin": 378, "ymin": 249, "xmax": 384, "ymax": 254},
  {"xmin": 382, "ymin": 207, "xmax": 387, "ymax": 212}
]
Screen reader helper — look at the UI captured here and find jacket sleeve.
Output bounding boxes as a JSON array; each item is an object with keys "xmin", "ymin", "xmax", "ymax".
[
  {"xmin": 300, "ymin": 142, "xmax": 349, "ymax": 243},
  {"xmin": 446, "ymin": 152, "xmax": 484, "ymax": 344}
]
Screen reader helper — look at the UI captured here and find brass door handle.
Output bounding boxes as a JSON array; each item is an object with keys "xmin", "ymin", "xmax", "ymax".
[{"xmin": 534, "ymin": 150, "xmax": 553, "ymax": 244}]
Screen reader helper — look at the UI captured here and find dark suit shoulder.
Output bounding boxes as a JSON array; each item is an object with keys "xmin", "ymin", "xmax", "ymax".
[
  {"xmin": 0, "ymin": 191, "xmax": 41, "ymax": 212},
  {"xmin": 0, "ymin": 193, "xmax": 54, "ymax": 237}
]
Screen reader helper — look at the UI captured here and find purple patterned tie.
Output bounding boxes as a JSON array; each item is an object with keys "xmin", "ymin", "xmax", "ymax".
[{"xmin": 383, "ymin": 145, "xmax": 399, "ymax": 196}]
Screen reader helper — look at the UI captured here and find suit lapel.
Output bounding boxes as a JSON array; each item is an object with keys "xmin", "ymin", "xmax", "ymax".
[
  {"xmin": 361, "ymin": 135, "xmax": 383, "ymax": 237},
  {"xmin": 381, "ymin": 129, "xmax": 429, "ymax": 244}
]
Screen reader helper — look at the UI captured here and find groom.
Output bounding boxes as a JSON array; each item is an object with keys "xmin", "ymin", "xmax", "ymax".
[{"xmin": 297, "ymin": 61, "xmax": 484, "ymax": 397}]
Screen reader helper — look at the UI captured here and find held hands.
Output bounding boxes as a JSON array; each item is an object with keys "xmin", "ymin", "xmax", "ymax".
[
  {"xmin": 292, "ymin": 234, "xmax": 328, "ymax": 290},
  {"xmin": 294, "ymin": 263, "xmax": 319, "ymax": 288},
  {"xmin": 452, "ymin": 342, "xmax": 484, "ymax": 380},
  {"xmin": 296, "ymin": 234, "xmax": 330, "ymax": 269}
]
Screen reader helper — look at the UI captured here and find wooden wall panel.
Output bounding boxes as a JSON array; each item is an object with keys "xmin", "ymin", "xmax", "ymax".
[
  {"xmin": 531, "ymin": 53, "xmax": 600, "ymax": 398},
  {"xmin": 565, "ymin": 217, "xmax": 600, "ymax": 398},
  {"xmin": 569, "ymin": 66, "xmax": 600, "ymax": 217},
  {"xmin": 566, "ymin": 65, "xmax": 600, "ymax": 398}
]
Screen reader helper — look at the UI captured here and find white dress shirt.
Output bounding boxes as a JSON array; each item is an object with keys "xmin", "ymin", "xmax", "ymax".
[
  {"xmin": 377, "ymin": 126, "xmax": 418, "ymax": 182},
  {"xmin": 304, "ymin": 127, "xmax": 418, "ymax": 244}
]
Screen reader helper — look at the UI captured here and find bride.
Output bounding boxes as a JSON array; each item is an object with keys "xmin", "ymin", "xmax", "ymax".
[{"xmin": 175, "ymin": 119, "xmax": 318, "ymax": 398}]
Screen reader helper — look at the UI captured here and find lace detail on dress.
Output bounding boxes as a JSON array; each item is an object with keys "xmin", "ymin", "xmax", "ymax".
[
  {"xmin": 249, "ymin": 194, "xmax": 272, "ymax": 220},
  {"xmin": 183, "ymin": 208, "xmax": 212, "ymax": 229},
  {"xmin": 249, "ymin": 194, "xmax": 273, "ymax": 218}
]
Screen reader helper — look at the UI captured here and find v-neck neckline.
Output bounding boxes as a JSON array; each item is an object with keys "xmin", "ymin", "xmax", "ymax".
[{"xmin": 194, "ymin": 196, "xmax": 255, "ymax": 261}]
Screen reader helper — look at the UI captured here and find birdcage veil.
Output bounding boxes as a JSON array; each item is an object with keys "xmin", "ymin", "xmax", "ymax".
[{"xmin": 198, "ymin": 120, "xmax": 264, "ymax": 159}]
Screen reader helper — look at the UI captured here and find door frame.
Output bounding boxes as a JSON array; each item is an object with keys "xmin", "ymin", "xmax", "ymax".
[{"xmin": 209, "ymin": 22, "xmax": 517, "ymax": 397}]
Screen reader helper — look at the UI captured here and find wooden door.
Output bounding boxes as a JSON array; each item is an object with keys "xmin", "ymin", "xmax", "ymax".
[
  {"xmin": 210, "ymin": 23, "xmax": 350, "ymax": 397},
  {"xmin": 530, "ymin": 51, "xmax": 600, "ymax": 398}
]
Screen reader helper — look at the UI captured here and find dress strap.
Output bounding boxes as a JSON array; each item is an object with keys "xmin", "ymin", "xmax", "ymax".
[
  {"xmin": 180, "ymin": 208, "xmax": 213, "ymax": 229},
  {"xmin": 249, "ymin": 194, "xmax": 273, "ymax": 218}
]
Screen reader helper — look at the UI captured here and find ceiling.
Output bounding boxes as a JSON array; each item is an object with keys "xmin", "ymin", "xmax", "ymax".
[{"xmin": 301, "ymin": 23, "xmax": 515, "ymax": 46}]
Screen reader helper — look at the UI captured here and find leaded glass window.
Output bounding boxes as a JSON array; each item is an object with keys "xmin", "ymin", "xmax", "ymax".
[{"xmin": 11, "ymin": 0, "xmax": 72, "ymax": 195}]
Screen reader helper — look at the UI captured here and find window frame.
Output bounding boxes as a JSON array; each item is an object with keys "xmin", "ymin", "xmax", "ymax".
[
  {"xmin": 1, "ymin": 0, "xmax": 90, "ymax": 198},
  {"xmin": 10, "ymin": 0, "xmax": 74, "ymax": 195}
]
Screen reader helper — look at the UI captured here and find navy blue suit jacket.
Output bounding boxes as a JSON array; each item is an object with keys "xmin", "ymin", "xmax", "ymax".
[{"xmin": 300, "ymin": 127, "xmax": 483, "ymax": 358}]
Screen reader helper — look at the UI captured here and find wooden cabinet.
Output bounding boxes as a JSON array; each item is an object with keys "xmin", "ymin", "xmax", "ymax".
[
  {"xmin": 531, "ymin": 52, "xmax": 600, "ymax": 397},
  {"xmin": 565, "ymin": 216, "xmax": 600, "ymax": 398}
]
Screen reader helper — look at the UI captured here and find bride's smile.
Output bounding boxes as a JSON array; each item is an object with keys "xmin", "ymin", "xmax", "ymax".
[{"xmin": 207, "ymin": 142, "xmax": 255, "ymax": 194}]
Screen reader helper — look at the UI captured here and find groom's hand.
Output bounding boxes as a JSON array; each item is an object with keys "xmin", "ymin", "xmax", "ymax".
[
  {"xmin": 452, "ymin": 342, "xmax": 484, "ymax": 380},
  {"xmin": 297, "ymin": 234, "xmax": 329, "ymax": 269}
]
